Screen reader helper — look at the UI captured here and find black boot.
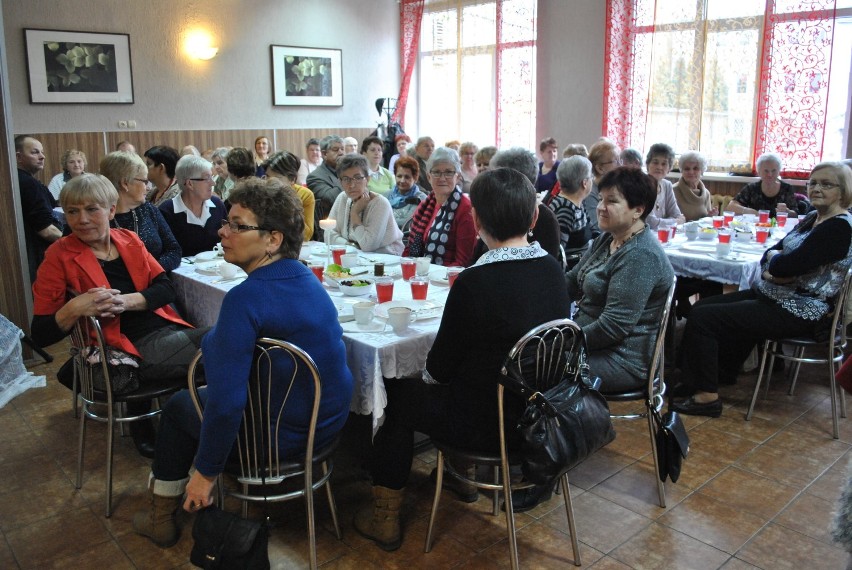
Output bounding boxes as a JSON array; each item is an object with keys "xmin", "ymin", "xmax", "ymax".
[
  {"xmin": 129, "ymin": 420, "xmax": 157, "ymax": 459},
  {"xmin": 504, "ymin": 482, "xmax": 554, "ymax": 513}
]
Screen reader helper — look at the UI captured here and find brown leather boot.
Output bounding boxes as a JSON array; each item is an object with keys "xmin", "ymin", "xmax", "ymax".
[
  {"xmin": 353, "ymin": 485, "xmax": 403, "ymax": 551},
  {"xmin": 132, "ymin": 476, "xmax": 187, "ymax": 548}
]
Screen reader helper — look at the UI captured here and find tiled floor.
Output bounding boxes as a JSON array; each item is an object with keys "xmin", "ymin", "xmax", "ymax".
[{"xmin": 2, "ymin": 337, "xmax": 851, "ymax": 569}]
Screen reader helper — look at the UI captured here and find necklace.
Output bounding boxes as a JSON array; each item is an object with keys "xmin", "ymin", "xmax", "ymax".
[
  {"xmin": 92, "ymin": 239, "xmax": 114, "ymax": 266},
  {"xmin": 113, "ymin": 208, "xmax": 139, "ymax": 234},
  {"xmin": 610, "ymin": 226, "xmax": 644, "ymax": 253}
]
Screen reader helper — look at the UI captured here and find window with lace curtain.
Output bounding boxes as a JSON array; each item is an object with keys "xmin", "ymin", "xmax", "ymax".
[
  {"xmin": 605, "ymin": 0, "xmax": 852, "ymax": 174},
  {"xmin": 417, "ymin": 0, "xmax": 537, "ymax": 149}
]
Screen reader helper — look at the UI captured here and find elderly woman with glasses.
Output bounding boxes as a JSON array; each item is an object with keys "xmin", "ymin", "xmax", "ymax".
[
  {"xmin": 673, "ymin": 162, "xmax": 852, "ymax": 418},
  {"xmin": 263, "ymin": 151, "xmax": 316, "ymax": 241},
  {"xmin": 210, "ymin": 147, "xmax": 234, "ymax": 202},
  {"xmin": 159, "ymin": 155, "xmax": 226, "ymax": 257},
  {"xmin": 404, "ymin": 147, "xmax": 477, "ymax": 267},
  {"xmin": 133, "ymin": 177, "xmax": 353, "ymax": 548},
  {"xmin": 645, "ymin": 143, "xmax": 685, "ymax": 230},
  {"xmin": 729, "ymin": 152, "xmax": 799, "ymax": 218},
  {"xmin": 673, "ymin": 150, "xmax": 715, "ymax": 221},
  {"xmin": 99, "ymin": 151, "xmax": 182, "ymax": 271},
  {"xmin": 327, "ymin": 154, "xmax": 404, "ymax": 254}
]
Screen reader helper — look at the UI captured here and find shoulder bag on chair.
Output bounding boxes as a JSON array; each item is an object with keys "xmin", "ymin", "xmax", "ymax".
[
  {"xmin": 652, "ymin": 408, "xmax": 689, "ymax": 483},
  {"xmin": 498, "ymin": 342, "xmax": 616, "ymax": 485}
]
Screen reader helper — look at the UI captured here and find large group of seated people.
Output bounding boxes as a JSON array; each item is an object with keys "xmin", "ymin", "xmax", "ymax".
[{"xmin": 16, "ymin": 127, "xmax": 852, "ymax": 552}]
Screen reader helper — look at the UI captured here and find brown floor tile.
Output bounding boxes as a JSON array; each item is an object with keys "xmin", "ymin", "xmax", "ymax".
[
  {"xmin": 793, "ymin": 394, "xmax": 852, "ymax": 442},
  {"xmin": 4, "ymin": 506, "xmax": 112, "ymax": 569},
  {"xmin": 696, "ymin": 411, "xmax": 785, "ymax": 445},
  {"xmin": 736, "ymin": 442, "xmax": 843, "ymax": 489},
  {"xmin": 0, "ymin": 406, "xmax": 30, "ymax": 438},
  {"xmin": 764, "ymin": 424, "xmax": 851, "ymax": 466},
  {"xmin": 542, "ymin": 490, "xmax": 651, "ymax": 554},
  {"xmin": 610, "ymin": 522, "xmax": 730, "ymax": 570},
  {"xmin": 729, "ymin": 399, "xmax": 810, "ymax": 426},
  {"xmin": 590, "ymin": 461, "xmax": 691, "ymax": 519},
  {"xmin": 0, "ymin": 537, "xmax": 19, "ymax": 570},
  {"xmin": 0, "ymin": 477, "xmax": 86, "ymax": 531},
  {"xmin": 685, "ymin": 424, "xmax": 760, "ymax": 464},
  {"xmin": 697, "ymin": 466, "xmax": 798, "ymax": 520},
  {"xmin": 588, "ymin": 556, "xmax": 633, "ymax": 569},
  {"xmin": 318, "ymin": 551, "xmax": 386, "ymax": 569},
  {"xmin": 604, "ymin": 420, "xmax": 654, "ymax": 461},
  {"xmin": 807, "ymin": 451, "xmax": 851, "ymax": 502},
  {"xmin": 737, "ymin": 522, "xmax": 848, "ymax": 570},
  {"xmin": 718, "ymin": 558, "xmax": 761, "ymax": 569},
  {"xmin": 113, "ymin": 522, "xmax": 197, "ymax": 570},
  {"xmin": 650, "ymin": 448, "xmax": 729, "ymax": 491},
  {"xmin": 657, "ymin": 493, "xmax": 766, "ymax": 554},
  {"xmin": 774, "ymin": 492, "xmax": 837, "ymax": 545},
  {"xmin": 568, "ymin": 448, "xmax": 634, "ymax": 491},
  {"xmin": 35, "ymin": 539, "xmax": 135, "ymax": 570},
  {"xmin": 0, "ymin": 453, "xmax": 69, "ymax": 496}
]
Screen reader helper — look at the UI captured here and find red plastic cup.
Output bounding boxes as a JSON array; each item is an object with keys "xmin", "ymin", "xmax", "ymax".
[
  {"xmin": 755, "ymin": 228, "xmax": 769, "ymax": 244},
  {"xmin": 776, "ymin": 211, "xmax": 788, "ymax": 227},
  {"xmin": 400, "ymin": 258, "xmax": 416, "ymax": 281},
  {"xmin": 718, "ymin": 230, "xmax": 732, "ymax": 244},
  {"xmin": 330, "ymin": 245, "xmax": 346, "ymax": 266},
  {"xmin": 669, "ymin": 225, "xmax": 677, "ymax": 238},
  {"xmin": 723, "ymin": 211, "xmax": 734, "ymax": 227},
  {"xmin": 657, "ymin": 228, "xmax": 670, "ymax": 244},
  {"xmin": 712, "ymin": 216, "xmax": 724, "ymax": 229},
  {"xmin": 309, "ymin": 264, "xmax": 324, "ymax": 282},
  {"xmin": 447, "ymin": 267, "xmax": 463, "ymax": 287},
  {"xmin": 758, "ymin": 210, "xmax": 770, "ymax": 224},
  {"xmin": 410, "ymin": 276, "xmax": 428, "ymax": 300},
  {"xmin": 375, "ymin": 277, "xmax": 394, "ymax": 304}
]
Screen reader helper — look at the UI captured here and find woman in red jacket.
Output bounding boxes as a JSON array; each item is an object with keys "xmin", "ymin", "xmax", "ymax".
[{"xmin": 30, "ymin": 173, "xmax": 206, "ymax": 456}]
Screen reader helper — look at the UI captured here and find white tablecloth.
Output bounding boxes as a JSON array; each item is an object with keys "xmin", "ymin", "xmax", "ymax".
[
  {"xmin": 170, "ymin": 244, "xmax": 451, "ymax": 434},
  {"xmin": 663, "ymin": 224, "xmax": 793, "ymax": 289}
]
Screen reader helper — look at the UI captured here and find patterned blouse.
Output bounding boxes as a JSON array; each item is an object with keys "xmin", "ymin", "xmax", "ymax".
[{"xmin": 733, "ymin": 181, "xmax": 798, "ymax": 217}]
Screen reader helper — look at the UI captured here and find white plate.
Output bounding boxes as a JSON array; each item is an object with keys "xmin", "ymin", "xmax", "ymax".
[
  {"xmin": 678, "ymin": 242, "xmax": 717, "ymax": 253},
  {"xmin": 375, "ymin": 299, "xmax": 444, "ymax": 319},
  {"xmin": 354, "ymin": 253, "xmax": 403, "ymax": 267},
  {"xmin": 195, "ymin": 261, "xmax": 222, "ymax": 276},
  {"xmin": 733, "ymin": 242, "xmax": 767, "ymax": 253},
  {"xmin": 194, "ymin": 251, "xmax": 218, "ymax": 262},
  {"xmin": 341, "ymin": 320, "xmax": 387, "ymax": 333}
]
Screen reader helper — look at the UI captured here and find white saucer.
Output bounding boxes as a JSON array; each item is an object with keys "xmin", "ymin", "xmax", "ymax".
[{"xmin": 341, "ymin": 320, "xmax": 386, "ymax": 333}]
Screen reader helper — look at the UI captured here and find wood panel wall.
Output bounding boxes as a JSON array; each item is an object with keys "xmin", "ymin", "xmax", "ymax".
[{"xmin": 19, "ymin": 127, "xmax": 377, "ymax": 184}]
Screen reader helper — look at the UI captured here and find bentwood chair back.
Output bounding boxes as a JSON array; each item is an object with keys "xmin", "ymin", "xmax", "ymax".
[
  {"xmin": 71, "ymin": 315, "xmax": 182, "ymax": 517},
  {"xmin": 746, "ymin": 267, "xmax": 852, "ymax": 439},
  {"xmin": 600, "ymin": 274, "xmax": 677, "ymax": 508},
  {"xmin": 187, "ymin": 338, "xmax": 342, "ymax": 570},
  {"xmin": 424, "ymin": 318, "xmax": 586, "ymax": 569}
]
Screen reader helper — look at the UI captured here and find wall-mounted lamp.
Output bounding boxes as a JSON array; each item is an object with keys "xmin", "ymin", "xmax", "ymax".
[{"xmin": 185, "ymin": 30, "xmax": 218, "ymax": 60}]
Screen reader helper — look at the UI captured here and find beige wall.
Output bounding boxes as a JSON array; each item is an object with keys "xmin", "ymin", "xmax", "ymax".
[
  {"xmin": 537, "ymin": 0, "xmax": 607, "ymax": 149},
  {"xmin": 3, "ymin": 0, "xmax": 401, "ymax": 133}
]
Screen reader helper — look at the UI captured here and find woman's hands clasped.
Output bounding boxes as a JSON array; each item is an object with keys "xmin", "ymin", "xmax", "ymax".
[{"xmin": 73, "ymin": 287, "xmax": 127, "ymax": 319}]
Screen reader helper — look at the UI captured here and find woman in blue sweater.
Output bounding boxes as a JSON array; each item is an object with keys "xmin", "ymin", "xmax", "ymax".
[{"xmin": 134, "ymin": 177, "xmax": 353, "ymax": 547}]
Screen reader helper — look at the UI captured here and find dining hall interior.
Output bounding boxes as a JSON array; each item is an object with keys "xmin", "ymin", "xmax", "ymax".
[{"xmin": 2, "ymin": 0, "xmax": 852, "ymax": 568}]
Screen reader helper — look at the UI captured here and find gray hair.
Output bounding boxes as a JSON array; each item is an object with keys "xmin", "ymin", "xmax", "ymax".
[
  {"xmin": 320, "ymin": 135, "xmax": 343, "ymax": 152},
  {"xmin": 756, "ymin": 152, "xmax": 783, "ymax": 171},
  {"xmin": 211, "ymin": 147, "xmax": 231, "ymax": 161},
  {"xmin": 336, "ymin": 153, "xmax": 369, "ymax": 177},
  {"xmin": 620, "ymin": 148, "xmax": 643, "ymax": 167},
  {"xmin": 811, "ymin": 161, "xmax": 852, "ymax": 209},
  {"xmin": 176, "ymin": 155, "xmax": 213, "ymax": 190},
  {"xmin": 426, "ymin": 146, "xmax": 461, "ymax": 173},
  {"xmin": 557, "ymin": 156, "xmax": 593, "ymax": 194},
  {"xmin": 678, "ymin": 150, "xmax": 707, "ymax": 173},
  {"xmin": 342, "ymin": 136, "xmax": 357, "ymax": 147},
  {"xmin": 490, "ymin": 147, "xmax": 537, "ymax": 184}
]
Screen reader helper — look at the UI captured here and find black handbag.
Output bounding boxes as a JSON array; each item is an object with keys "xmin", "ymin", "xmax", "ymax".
[
  {"xmin": 499, "ymin": 346, "xmax": 616, "ymax": 485},
  {"xmin": 652, "ymin": 409, "xmax": 689, "ymax": 483},
  {"xmin": 190, "ymin": 506, "xmax": 269, "ymax": 569}
]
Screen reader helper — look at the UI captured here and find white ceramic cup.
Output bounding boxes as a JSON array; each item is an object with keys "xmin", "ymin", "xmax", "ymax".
[
  {"xmin": 353, "ymin": 302, "xmax": 375, "ymax": 325},
  {"xmin": 415, "ymin": 256, "xmax": 431, "ymax": 276},
  {"xmin": 341, "ymin": 253, "xmax": 359, "ymax": 269},
  {"xmin": 715, "ymin": 242, "xmax": 732, "ymax": 259},
  {"xmin": 213, "ymin": 243, "xmax": 224, "ymax": 255},
  {"xmin": 218, "ymin": 262, "xmax": 239, "ymax": 279},
  {"xmin": 387, "ymin": 307, "xmax": 417, "ymax": 334}
]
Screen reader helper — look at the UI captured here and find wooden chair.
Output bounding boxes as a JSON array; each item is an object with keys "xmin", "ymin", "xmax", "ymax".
[
  {"xmin": 424, "ymin": 319, "xmax": 586, "ymax": 569},
  {"xmin": 187, "ymin": 338, "xmax": 342, "ymax": 570},
  {"xmin": 600, "ymin": 275, "xmax": 677, "ymax": 508},
  {"xmin": 72, "ymin": 316, "xmax": 182, "ymax": 517},
  {"xmin": 746, "ymin": 268, "xmax": 852, "ymax": 439}
]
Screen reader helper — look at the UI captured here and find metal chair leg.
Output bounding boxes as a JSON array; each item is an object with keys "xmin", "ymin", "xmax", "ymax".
[
  {"xmin": 76, "ymin": 403, "xmax": 87, "ymax": 489},
  {"xmin": 424, "ymin": 451, "xmax": 444, "ymax": 552},
  {"xmin": 492, "ymin": 466, "xmax": 500, "ymax": 516},
  {"xmin": 500, "ymin": 462, "xmax": 520, "ymax": 570},
  {"xmin": 747, "ymin": 341, "xmax": 772, "ymax": 421},
  {"xmin": 305, "ymin": 457, "xmax": 317, "ymax": 570},
  {"xmin": 322, "ymin": 461, "xmax": 341, "ymax": 540},
  {"xmin": 105, "ymin": 413, "xmax": 115, "ymax": 517},
  {"xmin": 829, "ymin": 358, "xmax": 840, "ymax": 439},
  {"xmin": 787, "ymin": 346, "xmax": 805, "ymax": 395},
  {"xmin": 559, "ymin": 474, "xmax": 581, "ymax": 566}
]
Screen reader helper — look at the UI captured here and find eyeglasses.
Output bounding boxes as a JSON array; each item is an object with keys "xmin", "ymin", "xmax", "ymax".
[
  {"xmin": 190, "ymin": 176, "xmax": 214, "ymax": 183},
  {"xmin": 339, "ymin": 175, "xmax": 367, "ymax": 186},
  {"xmin": 807, "ymin": 180, "xmax": 840, "ymax": 190},
  {"xmin": 220, "ymin": 220, "xmax": 272, "ymax": 233},
  {"xmin": 600, "ymin": 160, "xmax": 621, "ymax": 167},
  {"xmin": 132, "ymin": 178, "xmax": 148, "ymax": 184},
  {"xmin": 429, "ymin": 170, "xmax": 457, "ymax": 179}
]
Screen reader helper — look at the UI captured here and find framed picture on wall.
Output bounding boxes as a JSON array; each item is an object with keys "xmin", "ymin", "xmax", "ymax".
[
  {"xmin": 271, "ymin": 45, "xmax": 342, "ymax": 107},
  {"xmin": 24, "ymin": 28, "xmax": 134, "ymax": 104}
]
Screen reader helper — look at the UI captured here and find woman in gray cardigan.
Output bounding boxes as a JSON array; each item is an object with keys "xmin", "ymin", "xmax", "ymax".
[{"xmin": 567, "ymin": 167, "xmax": 675, "ymax": 392}]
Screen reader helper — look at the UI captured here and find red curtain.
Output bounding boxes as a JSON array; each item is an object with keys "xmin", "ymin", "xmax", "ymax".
[
  {"xmin": 393, "ymin": 0, "xmax": 426, "ymax": 127},
  {"xmin": 753, "ymin": 0, "xmax": 837, "ymax": 177}
]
